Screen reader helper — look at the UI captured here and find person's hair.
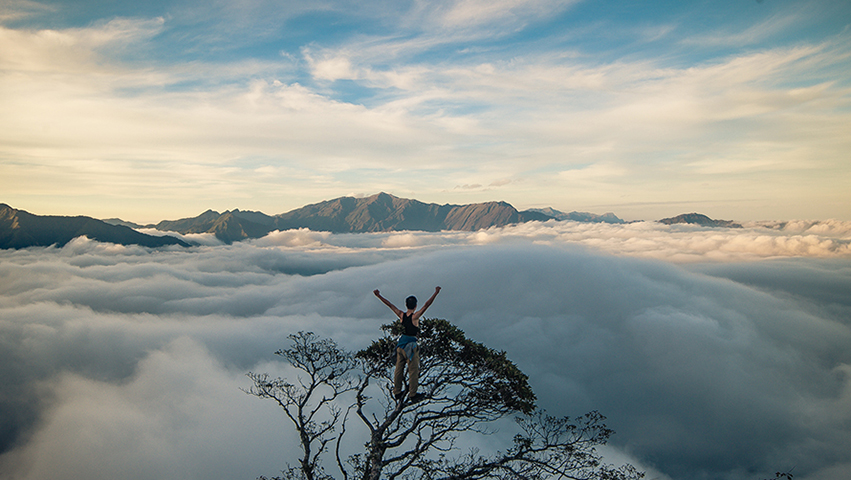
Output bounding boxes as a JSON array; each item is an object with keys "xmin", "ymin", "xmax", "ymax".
[{"xmin": 405, "ymin": 295, "xmax": 417, "ymax": 310}]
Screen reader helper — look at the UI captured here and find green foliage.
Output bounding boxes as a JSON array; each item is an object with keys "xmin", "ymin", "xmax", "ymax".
[{"xmin": 357, "ymin": 318, "xmax": 536, "ymax": 415}]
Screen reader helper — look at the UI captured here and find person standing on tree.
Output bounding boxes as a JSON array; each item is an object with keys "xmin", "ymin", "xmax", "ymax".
[{"xmin": 373, "ymin": 286, "xmax": 441, "ymax": 403}]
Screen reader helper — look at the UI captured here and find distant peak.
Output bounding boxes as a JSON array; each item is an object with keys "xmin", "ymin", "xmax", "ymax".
[
  {"xmin": 659, "ymin": 213, "xmax": 742, "ymax": 228},
  {"xmin": 369, "ymin": 192, "xmax": 397, "ymax": 200},
  {"xmin": 525, "ymin": 207, "xmax": 624, "ymax": 224}
]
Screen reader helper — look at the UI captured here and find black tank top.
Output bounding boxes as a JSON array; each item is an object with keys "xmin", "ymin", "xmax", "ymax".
[{"xmin": 402, "ymin": 312, "xmax": 419, "ymax": 337}]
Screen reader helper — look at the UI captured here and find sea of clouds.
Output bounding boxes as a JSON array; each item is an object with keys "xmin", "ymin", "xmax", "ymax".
[{"xmin": 1, "ymin": 220, "xmax": 850, "ymax": 480}]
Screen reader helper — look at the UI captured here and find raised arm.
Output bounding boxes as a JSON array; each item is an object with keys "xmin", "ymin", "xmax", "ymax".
[
  {"xmin": 414, "ymin": 286, "xmax": 441, "ymax": 319},
  {"xmin": 373, "ymin": 289, "xmax": 403, "ymax": 318}
]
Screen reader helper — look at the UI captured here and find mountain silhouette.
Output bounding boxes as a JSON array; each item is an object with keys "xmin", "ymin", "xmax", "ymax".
[
  {"xmin": 273, "ymin": 192, "xmax": 551, "ymax": 233},
  {"xmin": 0, "ymin": 204, "xmax": 189, "ymax": 249},
  {"xmin": 151, "ymin": 209, "xmax": 273, "ymax": 244},
  {"xmin": 527, "ymin": 207, "xmax": 625, "ymax": 224},
  {"xmin": 151, "ymin": 193, "xmax": 554, "ymax": 242},
  {"xmin": 658, "ymin": 213, "xmax": 742, "ymax": 228}
]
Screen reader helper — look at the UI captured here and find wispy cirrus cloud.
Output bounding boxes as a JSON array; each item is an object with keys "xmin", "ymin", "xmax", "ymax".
[
  {"xmin": 1, "ymin": 0, "xmax": 849, "ymax": 221},
  {"xmin": 0, "ymin": 0, "xmax": 54, "ymax": 22},
  {"xmin": 0, "ymin": 17, "xmax": 164, "ymax": 72},
  {"xmin": 415, "ymin": 0, "xmax": 579, "ymax": 32}
]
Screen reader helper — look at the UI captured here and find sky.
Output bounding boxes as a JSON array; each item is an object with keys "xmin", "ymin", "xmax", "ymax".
[
  {"xmin": 1, "ymin": 224, "xmax": 850, "ymax": 480},
  {"xmin": 1, "ymin": 0, "xmax": 850, "ymax": 223}
]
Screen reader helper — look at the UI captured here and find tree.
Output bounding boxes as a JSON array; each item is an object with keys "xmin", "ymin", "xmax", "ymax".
[{"xmin": 247, "ymin": 319, "xmax": 643, "ymax": 480}]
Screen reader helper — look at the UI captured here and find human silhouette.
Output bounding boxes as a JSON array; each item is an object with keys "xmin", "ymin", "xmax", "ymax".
[{"xmin": 373, "ymin": 286, "xmax": 441, "ymax": 402}]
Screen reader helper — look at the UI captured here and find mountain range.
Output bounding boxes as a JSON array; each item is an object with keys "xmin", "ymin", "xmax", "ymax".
[
  {"xmin": 1, "ymin": 194, "xmax": 745, "ymax": 249},
  {"xmin": 107, "ymin": 193, "xmax": 557, "ymax": 243}
]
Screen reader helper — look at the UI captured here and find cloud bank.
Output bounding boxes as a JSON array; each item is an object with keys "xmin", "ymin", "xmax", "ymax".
[
  {"xmin": 1, "ymin": 224, "xmax": 850, "ymax": 480},
  {"xmin": 251, "ymin": 218, "xmax": 851, "ymax": 262}
]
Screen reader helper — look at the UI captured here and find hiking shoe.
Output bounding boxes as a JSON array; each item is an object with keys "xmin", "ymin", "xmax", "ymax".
[
  {"xmin": 395, "ymin": 385, "xmax": 408, "ymax": 402},
  {"xmin": 408, "ymin": 393, "xmax": 426, "ymax": 403}
]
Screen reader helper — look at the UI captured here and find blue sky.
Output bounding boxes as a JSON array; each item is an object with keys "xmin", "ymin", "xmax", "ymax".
[{"xmin": 1, "ymin": 0, "xmax": 849, "ymax": 222}]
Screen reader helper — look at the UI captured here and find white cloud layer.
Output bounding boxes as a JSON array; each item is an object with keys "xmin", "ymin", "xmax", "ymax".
[
  {"xmin": 1, "ymin": 225, "xmax": 850, "ymax": 480},
  {"xmin": 247, "ymin": 219, "xmax": 851, "ymax": 263}
]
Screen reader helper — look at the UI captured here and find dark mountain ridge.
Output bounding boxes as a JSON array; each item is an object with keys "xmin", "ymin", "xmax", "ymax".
[
  {"xmin": 658, "ymin": 213, "xmax": 742, "ymax": 228},
  {"xmin": 0, "ymin": 204, "xmax": 189, "ymax": 249},
  {"xmin": 274, "ymin": 192, "xmax": 551, "ymax": 233},
  {"xmin": 147, "ymin": 193, "xmax": 554, "ymax": 242},
  {"xmin": 151, "ymin": 209, "xmax": 273, "ymax": 244},
  {"xmin": 527, "ymin": 207, "xmax": 625, "ymax": 224}
]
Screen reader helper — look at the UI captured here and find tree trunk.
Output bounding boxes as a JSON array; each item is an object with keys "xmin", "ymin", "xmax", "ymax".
[{"xmin": 365, "ymin": 433, "xmax": 385, "ymax": 480}]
